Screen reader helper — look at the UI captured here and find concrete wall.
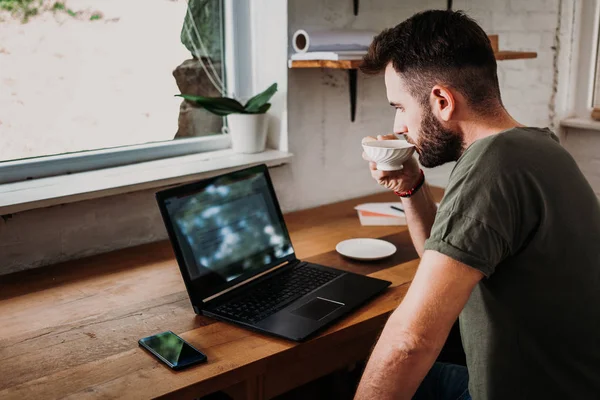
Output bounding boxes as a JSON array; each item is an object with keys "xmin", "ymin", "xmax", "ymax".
[{"xmin": 0, "ymin": 0, "xmax": 566, "ymax": 275}]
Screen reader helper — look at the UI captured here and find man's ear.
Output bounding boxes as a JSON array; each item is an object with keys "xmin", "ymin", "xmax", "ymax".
[{"xmin": 430, "ymin": 85, "xmax": 455, "ymax": 122}]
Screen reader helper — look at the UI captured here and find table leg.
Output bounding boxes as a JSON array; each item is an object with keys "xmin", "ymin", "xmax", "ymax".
[{"xmin": 245, "ymin": 374, "xmax": 265, "ymax": 400}]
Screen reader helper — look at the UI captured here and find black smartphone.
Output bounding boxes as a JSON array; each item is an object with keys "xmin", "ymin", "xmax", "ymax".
[{"xmin": 138, "ymin": 331, "xmax": 207, "ymax": 370}]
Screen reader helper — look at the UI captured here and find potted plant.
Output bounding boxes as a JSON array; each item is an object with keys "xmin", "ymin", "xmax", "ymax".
[{"xmin": 177, "ymin": 83, "xmax": 277, "ymax": 154}]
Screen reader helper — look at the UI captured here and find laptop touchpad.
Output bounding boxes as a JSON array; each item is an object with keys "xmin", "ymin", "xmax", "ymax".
[{"xmin": 291, "ymin": 297, "xmax": 344, "ymax": 321}]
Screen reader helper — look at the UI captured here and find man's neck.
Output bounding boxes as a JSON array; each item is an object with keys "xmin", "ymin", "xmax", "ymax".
[{"xmin": 460, "ymin": 111, "xmax": 523, "ymax": 149}]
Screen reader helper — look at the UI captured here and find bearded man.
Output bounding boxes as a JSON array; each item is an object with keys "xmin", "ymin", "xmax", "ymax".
[{"xmin": 355, "ymin": 9, "xmax": 600, "ymax": 400}]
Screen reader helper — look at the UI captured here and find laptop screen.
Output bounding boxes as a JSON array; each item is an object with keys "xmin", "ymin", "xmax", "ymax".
[{"xmin": 160, "ymin": 166, "xmax": 295, "ymax": 300}]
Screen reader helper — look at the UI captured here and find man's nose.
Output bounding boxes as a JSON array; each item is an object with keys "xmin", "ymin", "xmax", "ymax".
[{"xmin": 393, "ymin": 112, "xmax": 408, "ymax": 135}]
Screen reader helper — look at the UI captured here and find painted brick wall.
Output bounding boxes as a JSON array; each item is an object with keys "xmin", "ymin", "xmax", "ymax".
[
  {"xmin": 0, "ymin": 0, "xmax": 566, "ymax": 274},
  {"xmin": 454, "ymin": 0, "xmax": 560, "ymax": 128}
]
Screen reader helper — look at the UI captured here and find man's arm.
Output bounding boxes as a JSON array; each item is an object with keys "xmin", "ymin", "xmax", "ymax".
[{"xmin": 354, "ymin": 250, "xmax": 484, "ymax": 400}]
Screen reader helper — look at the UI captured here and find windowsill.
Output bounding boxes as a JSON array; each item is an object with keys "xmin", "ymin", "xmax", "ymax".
[
  {"xmin": 560, "ymin": 117, "xmax": 600, "ymax": 132},
  {"xmin": 0, "ymin": 149, "xmax": 293, "ymax": 215}
]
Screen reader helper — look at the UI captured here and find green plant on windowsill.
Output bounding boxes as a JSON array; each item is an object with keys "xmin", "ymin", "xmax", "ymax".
[
  {"xmin": 176, "ymin": 83, "xmax": 277, "ymax": 116},
  {"xmin": 176, "ymin": 83, "xmax": 278, "ymax": 154}
]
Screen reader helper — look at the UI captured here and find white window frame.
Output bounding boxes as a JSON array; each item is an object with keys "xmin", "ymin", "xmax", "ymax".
[
  {"xmin": 560, "ymin": 0, "xmax": 600, "ymax": 130},
  {"xmin": 571, "ymin": 1, "xmax": 600, "ymax": 116},
  {"xmin": 0, "ymin": 136, "xmax": 231, "ymax": 184},
  {"xmin": 0, "ymin": 0, "xmax": 291, "ymax": 215}
]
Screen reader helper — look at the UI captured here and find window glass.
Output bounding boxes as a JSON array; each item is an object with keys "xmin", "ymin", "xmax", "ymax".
[{"xmin": 0, "ymin": 0, "xmax": 225, "ymax": 162}]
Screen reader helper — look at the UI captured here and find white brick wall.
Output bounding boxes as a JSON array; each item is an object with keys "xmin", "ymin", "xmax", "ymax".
[
  {"xmin": 0, "ymin": 0, "xmax": 569, "ymax": 274},
  {"xmin": 456, "ymin": 0, "xmax": 560, "ymax": 128},
  {"xmin": 509, "ymin": 0, "xmax": 558, "ymax": 13},
  {"xmin": 528, "ymin": 12, "xmax": 561, "ymax": 30}
]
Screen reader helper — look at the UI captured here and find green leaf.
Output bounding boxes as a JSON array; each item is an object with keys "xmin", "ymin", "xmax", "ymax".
[
  {"xmin": 175, "ymin": 94, "xmax": 246, "ymax": 117},
  {"xmin": 90, "ymin": 13, "xmax": 102, "ymax": 21},
  {"xmin": 201, "ymin": 105, "xmax": 234, "ymax": 116},
  {"xmin": 246, "ymin": 103, "xmax": 271, "ymax": 114},
  {"xmin": 176, "ymin": 94, "xmax": 245, "ymax": 112},
  {"xmin": 244, "ymin": 83, "xmax": 277, "ymax": 113}
]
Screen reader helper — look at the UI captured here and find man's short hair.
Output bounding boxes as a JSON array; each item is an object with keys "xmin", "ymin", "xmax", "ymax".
[{"xmin": 361, "ymin": 10, "xmax": 502, "ymax": 115}]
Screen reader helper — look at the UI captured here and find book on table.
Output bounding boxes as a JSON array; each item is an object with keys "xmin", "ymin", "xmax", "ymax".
[{"xmin": 354, "ymin": 202, "xmax": 406, "ymax": 226}]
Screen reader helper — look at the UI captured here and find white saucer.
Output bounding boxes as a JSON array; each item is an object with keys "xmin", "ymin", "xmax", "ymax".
[{"xmin": 335, "ymin": 238, "xmax": 397, "ymax": 261}]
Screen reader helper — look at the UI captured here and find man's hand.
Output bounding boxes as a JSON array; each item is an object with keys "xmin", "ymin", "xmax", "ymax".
[
  {"xmin": 362, "ymin": 134, "xmax": 437, "ymax": 257},
  {"xmin": 362, "ymin": 134, "xmax": 421, "ymax": 193}
]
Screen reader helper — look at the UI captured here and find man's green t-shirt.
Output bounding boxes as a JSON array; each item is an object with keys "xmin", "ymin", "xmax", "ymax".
[{"xmin": 424, "ymin": 127, "xmax": 600, "ymax": 399}]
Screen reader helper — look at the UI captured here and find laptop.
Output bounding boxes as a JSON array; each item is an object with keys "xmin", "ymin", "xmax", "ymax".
[{"xmin": 156, "ymin": 164, "xmax": 391, "ymax": 341}]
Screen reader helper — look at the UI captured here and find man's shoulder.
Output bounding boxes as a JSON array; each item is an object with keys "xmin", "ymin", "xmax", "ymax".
[
  {"xmin": 442, "ymin": 127, "xmax": 560, "ymax": 211},
  {"xmin": 453, "ymin": 127, "xmax": 559, "ymax": 175}
]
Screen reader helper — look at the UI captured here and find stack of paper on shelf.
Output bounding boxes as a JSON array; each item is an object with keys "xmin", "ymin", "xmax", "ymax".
[
  {"xmin": 354, "ymin": 202, "xmax": 406, "ymax": 226},
  {"xmin": 292, "ymin": 29, "xmax": 376, "ymax": 53},
  {"xmin": 290, "ymin": 29, "xmax": 375, "ymax": 63}
]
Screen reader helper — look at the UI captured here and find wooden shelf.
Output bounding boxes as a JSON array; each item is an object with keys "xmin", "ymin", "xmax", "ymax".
[
  {"xmin": 289, "ymin": 51, "xmax": 537, "ymax": 70},
  {"xmin": 290, "ymin": 60, "xmax": 363, "ymax": 69},
  {"xmin": 494, "ymin": 51, "xmax": 538, "ymax": 60}
]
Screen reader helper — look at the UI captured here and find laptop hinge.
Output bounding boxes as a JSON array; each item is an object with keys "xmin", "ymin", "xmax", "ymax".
[{"xmin": 201, "ymin": 259, "xmax": 297, "ymax": 304}]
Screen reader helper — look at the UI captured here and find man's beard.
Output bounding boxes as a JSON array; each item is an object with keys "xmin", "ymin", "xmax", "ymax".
[{"xmin": 412, "ymin": 106, "xmax": 465, "ymax": 168}]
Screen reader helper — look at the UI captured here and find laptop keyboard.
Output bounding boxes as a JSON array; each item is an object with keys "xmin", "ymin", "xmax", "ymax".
[{"xmin": 212, "ymin": 263, "xmax": 341, "ymax": 324}]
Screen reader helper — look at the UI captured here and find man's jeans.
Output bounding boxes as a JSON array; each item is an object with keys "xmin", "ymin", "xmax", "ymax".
[{"xmin": 413, "ymin": 362, "xmax": 471, "ymax": 400}]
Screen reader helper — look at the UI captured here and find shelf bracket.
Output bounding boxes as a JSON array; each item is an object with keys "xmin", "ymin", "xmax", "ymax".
[
  {"xmin": 353, "ymin": 0, "xmax": 359, "ymax": 15},
  {"xmin": 348, "ymin": 69, "xmax": 357, "ymax": 122}
]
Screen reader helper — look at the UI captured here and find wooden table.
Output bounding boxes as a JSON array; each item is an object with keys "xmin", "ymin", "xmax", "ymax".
[{"xmin": 0, "ymin": 188, "xmax": 442, "ymax": 399}]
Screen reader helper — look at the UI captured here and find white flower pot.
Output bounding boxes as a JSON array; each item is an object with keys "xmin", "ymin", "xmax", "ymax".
[{"xmin": 227, "ymin": 113, "xmax": 268, "ymax": 154}]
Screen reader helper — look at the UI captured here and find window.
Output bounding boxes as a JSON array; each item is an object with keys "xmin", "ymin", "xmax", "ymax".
[
  {"xmin": 567, "ymin": 1, "xmax": 600, "ymax": 118},
  {"xmin": 593, "ymin": 27, "xmax": 600, "ymax": 108},
  {"xmin": 0, "ymin": 0, "xmax": 233, "ymax": 183},
  {"xmin": 0, "ymin": 0, "xmax": 289, "ymax": 216}
]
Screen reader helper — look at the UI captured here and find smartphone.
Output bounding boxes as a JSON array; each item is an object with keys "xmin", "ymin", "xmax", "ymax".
[{"xmin": 138, "ymin": 331, "xmax": 208, "ymax": 370}]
